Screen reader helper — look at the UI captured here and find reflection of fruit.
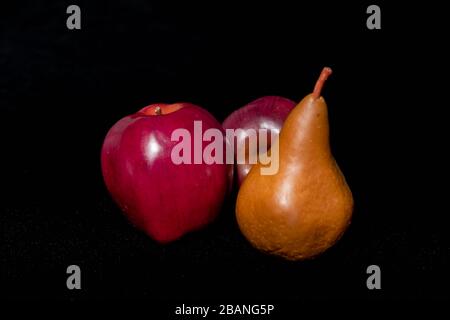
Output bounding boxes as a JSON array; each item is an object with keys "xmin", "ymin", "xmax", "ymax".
[
  {"xmin": 222, "ymin": 96, "xmax": 295, "ymax": 186},
  {"xmin": 236, "ymin": 68, "xmax": 353, "ymax": 260},
  {"xmin": 101, "ymin": 103, "xmax": 231, "ymax": 243}
]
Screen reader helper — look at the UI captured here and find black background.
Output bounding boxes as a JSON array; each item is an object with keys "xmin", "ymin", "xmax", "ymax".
[{"xmin": 1, "ymin": 0, "xmax": 448, "ymax": 309}]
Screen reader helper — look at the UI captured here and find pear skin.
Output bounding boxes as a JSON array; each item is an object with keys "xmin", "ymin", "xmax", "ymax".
[{"xmin": 236, "ymin": 68, "xmax": 353, "ymax": 260}]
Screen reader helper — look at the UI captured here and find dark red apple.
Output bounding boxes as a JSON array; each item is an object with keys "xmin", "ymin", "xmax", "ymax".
[
  {"xmin": 101, "ymin": 103, "xmax": 231, "ymax": 243},
  {"xmin": 222, "ymin": 96, "xmax": 295, "ymax": 186}
]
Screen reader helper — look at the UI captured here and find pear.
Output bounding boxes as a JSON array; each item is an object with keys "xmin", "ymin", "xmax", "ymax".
[{"xmin": 236, "ymin": 67, "xmax": 353, "ymax": 260}]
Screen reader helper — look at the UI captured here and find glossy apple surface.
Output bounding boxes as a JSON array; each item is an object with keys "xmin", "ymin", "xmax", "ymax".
[
  {"xmin": 222, "ymin": 96, "xmax": 295, "ymax": 186},
  {"xmin": 101, "ymin": 103, "xmax": 231, "ymax": 243}
]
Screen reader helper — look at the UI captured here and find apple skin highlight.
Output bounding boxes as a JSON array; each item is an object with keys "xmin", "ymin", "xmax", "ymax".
[{"xmin": 101, "ymin": 103, "xmax": 231, "ymax": 243}]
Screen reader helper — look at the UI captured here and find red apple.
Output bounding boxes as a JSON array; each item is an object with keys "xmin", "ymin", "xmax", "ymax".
[
  {"xmin": 101, "ymin": 103, "xmax": 231, "ymax": 243},
  {"xmin": 222, "ymin": 96, "xmax": 295, "ymax": 186}
]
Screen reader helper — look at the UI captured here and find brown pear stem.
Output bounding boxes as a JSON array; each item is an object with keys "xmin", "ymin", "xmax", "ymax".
[
  {"xmin": 155, "ymin": 106, "xmax": 162, "ymax": 115},
  {"xmin": 312, "ymin": 67, "xmax": 333, "ymax": 99}
]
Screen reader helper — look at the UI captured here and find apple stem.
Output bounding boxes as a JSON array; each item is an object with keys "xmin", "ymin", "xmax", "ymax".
[
  {"xmin": 155, "ymin": 106, "xmax": 162, "ymax": 115},
  {"xmin": 312, "ymin": 67, "xmax": 332, "ymax": 99}
]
